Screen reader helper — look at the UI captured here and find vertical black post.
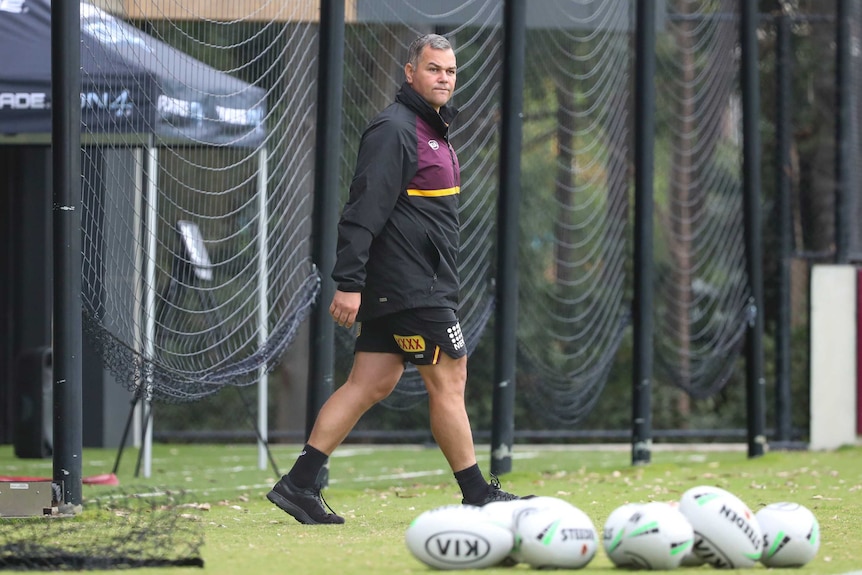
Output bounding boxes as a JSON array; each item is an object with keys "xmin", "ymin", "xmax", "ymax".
[
  {"xmin": 774, "ymin": 11, "xmax": 793, "ymax": 444},
  {"xmin": 490, "ymin": 0, "xmax": 526, "ymax": 476},
  {"xmin": 835, "ymin": 0, "xmax": 852, "ymax": 263},
  {"xmin": 632, "ymin": 0, "xmax": 657, "ymax": 466},
  {"xmin": 52, "ymin": 0, "xmax": 83, "ymax": 508},
  {"xmin": 308, "ymin": 0, "xmax": 345, "ymax": 472},
  {"xmin": 740, "ymin": 0, "xmax": 767, "ymax": 458}
]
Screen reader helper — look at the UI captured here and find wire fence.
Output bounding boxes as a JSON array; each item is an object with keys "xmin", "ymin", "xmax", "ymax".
[{"xmin": 5, "ymin": 1, "xmax": 854, "ymax": 447}]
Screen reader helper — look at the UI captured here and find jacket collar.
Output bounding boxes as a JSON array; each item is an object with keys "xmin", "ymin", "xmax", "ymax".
[{"xmin": 396, "ymin": 82, "xmax": 459, "ymax": 137}]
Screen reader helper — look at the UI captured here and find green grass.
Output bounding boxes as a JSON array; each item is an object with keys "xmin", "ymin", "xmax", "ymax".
[{"xmin": 2, "ymin": 443, "xmax": 861, "ymax": 574}]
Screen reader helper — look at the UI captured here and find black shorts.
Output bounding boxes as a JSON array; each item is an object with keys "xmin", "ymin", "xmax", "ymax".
[{"xmin": 354, "ymin": 308, "xmax": 467, "ymax": 365}]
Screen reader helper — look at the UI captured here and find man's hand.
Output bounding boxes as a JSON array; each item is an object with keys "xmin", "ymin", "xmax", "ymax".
[{"xmin": 329, "ymin": 290, "xmax": 361, "ymax": 328}]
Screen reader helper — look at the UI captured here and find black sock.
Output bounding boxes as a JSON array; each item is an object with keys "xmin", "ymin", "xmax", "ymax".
[
  {"xmin": 454, "ymin": 463, "xmax": 490, "ymax": 504},
  {"xmin": 287, "ymin": 444, "xmax": 328, "ymax": 488}
]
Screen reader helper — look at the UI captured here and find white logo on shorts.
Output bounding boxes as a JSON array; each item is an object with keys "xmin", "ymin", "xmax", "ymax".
[{"xmin": 447, "ymin": 322, "xmax": 465, "ymax": 351}]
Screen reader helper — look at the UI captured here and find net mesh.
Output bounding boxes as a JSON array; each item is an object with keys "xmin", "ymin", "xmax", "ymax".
[
  {"xmin": 68, "ymin": 1, "xmax": 772, "ymax": 437},
  {"xmin": 653, "ymin": 0, "xmax": 750, "ymax": 398},
  {"xmin": 0, "ymin": 489, "xmax": 204, "ymax": 570},
  {"xmin": 79, "ymin": 2, "xmax": 321, "ymax": 402},
  {"xmin": 515, "ymin": 1, "xmax": 633, "ymax": 424},
  {"xmin": 840, "ymin": 0, "xmax": 862, "ymax": 260}
]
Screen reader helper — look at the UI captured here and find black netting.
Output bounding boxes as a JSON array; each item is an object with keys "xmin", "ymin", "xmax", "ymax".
[
  {"xmin": 78, "ymin": 3, "xmax": 320, "ymax": 402},
  {"xmin": 653, "ymin": 0, "xmax": 750, "ymax": 398},
  {"xmin": 515, "ymin": 3, "xmax": 633, "ymax": 424},
  {"xmin": 31, "ymin": 0, "xmax": 851, "ymax": 441},
  {"xmin": 0, "ymin": 490, "xmax": 204, "ymax": 570}
]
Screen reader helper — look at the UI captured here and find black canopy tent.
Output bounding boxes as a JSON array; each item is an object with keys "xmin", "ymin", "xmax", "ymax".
[
  {"xmin": 0, "ymin": 1, "xmax": 272, "ymax": 460},
  {"xmin": 0, "ymin": 0, "xmax": 266, "ymax": 145}
]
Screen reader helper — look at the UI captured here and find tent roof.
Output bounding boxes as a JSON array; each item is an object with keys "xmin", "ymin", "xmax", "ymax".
[{"xmin": 0, "ymin": 0, "xmax": 266, "ymax": 147}]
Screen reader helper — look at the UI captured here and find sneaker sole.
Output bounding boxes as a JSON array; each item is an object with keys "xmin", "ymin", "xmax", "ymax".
[{"xmin": 267, "ymin": 489, "xmax": 321, "ymax": 525}]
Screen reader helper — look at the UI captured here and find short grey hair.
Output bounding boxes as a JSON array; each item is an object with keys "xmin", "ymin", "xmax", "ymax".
[{"xmin": 407, "ymin": 34, "xmax": 453, "ymax": 69}]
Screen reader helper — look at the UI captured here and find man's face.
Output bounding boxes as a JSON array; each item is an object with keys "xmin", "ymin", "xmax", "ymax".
[{"xmin": 405, "ymin": 46, "xmax": 457, "ymax": 112}]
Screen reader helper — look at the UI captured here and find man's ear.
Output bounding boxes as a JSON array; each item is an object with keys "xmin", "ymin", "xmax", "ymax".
[{"xmin": 404, "ymin": 63, "xmax": 414, "ymax": 84}]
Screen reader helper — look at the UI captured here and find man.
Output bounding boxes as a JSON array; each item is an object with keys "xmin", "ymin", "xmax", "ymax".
[{"xmin": 268, "ymin": 34, "xmax": 520, "ymax": 525}]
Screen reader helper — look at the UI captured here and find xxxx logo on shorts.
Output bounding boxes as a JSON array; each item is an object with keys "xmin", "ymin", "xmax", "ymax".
[{"xmin": 394, "ymin": 334, "xmax": 426, "ymax": 352}]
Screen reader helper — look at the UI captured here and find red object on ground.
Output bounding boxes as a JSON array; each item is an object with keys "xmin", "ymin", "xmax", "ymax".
[{"xmin": 82, "ymin": 473, "xmax": 120, "ymax": 486}]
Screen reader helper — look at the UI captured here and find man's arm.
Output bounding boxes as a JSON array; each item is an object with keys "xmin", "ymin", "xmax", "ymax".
[{"xmin": 331, "ymin": 116, "xmax": 414, "ymax": 291}]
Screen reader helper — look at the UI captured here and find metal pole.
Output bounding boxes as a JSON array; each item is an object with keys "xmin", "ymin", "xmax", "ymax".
[
  {"xmin": 774, "ymin": 10, "xmax": 793, "ymax": 443},
  {"xmin": 632, "ymin": 0, "xmax": 657, "ymax": 466},
  {"xmin": 51, "ymin": 0, "xmax": 83, "ymax": 511},
  {"xmin": 490, "ymin": 0, "xmax": 526, "ymax": 476},
  {"xmin": 740, "ymin": 0, "xmax": 767, "ymax": 458},
  {"xmin": 142, "ymin": 144, "xmax": 158, "ymax": 478},
  {"xmin": 835, "ymin": 0, "xmax": 852, "ymax": 263},
  {"xmin": 308, "ymin": 0, "xmax": 345, "ymax": 485},
  {"xmin": 131, "ymin": 147, "xmax": 144, "ymax": 449},
  {"xmin": 257, "ymin": 147, "xmax": 270, "ymax": 470}
]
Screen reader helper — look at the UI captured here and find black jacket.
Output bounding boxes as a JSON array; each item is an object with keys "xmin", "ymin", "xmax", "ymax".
[{"xmin": 332, "ymin": 83, "xmax": 461, "ymax": 321}]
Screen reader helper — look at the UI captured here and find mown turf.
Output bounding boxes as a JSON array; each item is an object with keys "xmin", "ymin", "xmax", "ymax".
[{"xmin": 1, "ymin": 443, "xmax": 860, "ymax": 574}]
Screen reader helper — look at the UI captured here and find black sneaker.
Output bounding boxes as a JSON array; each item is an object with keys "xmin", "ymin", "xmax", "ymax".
[
  {"xmin": 462, "ymin": 474, "xmax": 521, "ymax": 506},
  {"xmin": 267, "ymin": 475, "xmax": 344, "ymax": 525}
]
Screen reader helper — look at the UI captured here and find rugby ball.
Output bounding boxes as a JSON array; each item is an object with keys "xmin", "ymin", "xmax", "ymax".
[
  {"xmin": 679, "ymin": 485, "xmax": 764, "ymax": 569},
  {"xmin": 483, "ymin": 496, "xmax": 579, "ymax": 566},
  {"xmin": 756, "ymin": 502, "xmax": 820, "ymax": 567},
  {"xmin": 405, "ymin": 504, "xmax": 515, "ymax": 570},
  {"xmin": 679, "ymin": 546, "xmax": 707, "ymax": 567},
  {"xmin": 665, "ymin": 500, "xmax": 706, "ymax": 567},
  {"xmin": 603, "ymin": 503, "xmax": 644, "ymax": 567},
  {"xmin": 605, "ymin": 501, "xmax": 694, "ymax": 570},
  {"xmin": 483, "ymin": 496, "xmax": 576, "ymax": 531},
  {"xmin": 515, "ymin": 505, "xmax": 598, "ymax": 569}
]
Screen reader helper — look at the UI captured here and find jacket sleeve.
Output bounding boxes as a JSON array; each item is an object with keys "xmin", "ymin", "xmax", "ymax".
[{"xmin": 332, "ymin": 114, "xmax": 414, "ymax": 291}]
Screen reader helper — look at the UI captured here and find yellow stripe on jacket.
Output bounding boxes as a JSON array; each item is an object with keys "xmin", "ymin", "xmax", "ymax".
[{"xmin": 406, "ymin": 186, "xmax": 460, "ymax": 197}]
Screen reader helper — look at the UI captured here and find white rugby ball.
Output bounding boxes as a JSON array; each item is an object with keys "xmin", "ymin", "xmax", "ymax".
[
  {"xmin": 602, "ymin": 503, "xmax": 644, "ymax": 567},
  {"xmin": 405, "ymin": 505, "xmax": 515, "ymax": 570},
  {"xmin": 665, "ymin": 500, "xmax": 706, "ymax": 567},
  {"xmin": 679, "ymin": 546, "xmax": 707, "ymax": 567},
  {"xmin": 515, "ymin": 505, "xmax": 598, "ymax": 569},
  {"xmin": 679, "ymin": 485, "xmax": 764, "ymax": 569},
  {"xmin": 481, "ymin": 499, "xmax": 541, "ymax": 566},
  {"xmin": 756, "ymin": 502, "xmax": 820, "ymax": 567},
  {"xmin": 483, "ymin": 497, "xmax": 580, "ymax": 566},
  {"xmin": 606, "ymin": 501, "xmax": 694, "ymax": 570},
  {"xmin": 483, "ymin": 496, "xmax": 576, "ymax": 531},
  {"xmin": 481, "ymin": 499, "xmax": 528, "ymax": 531}
]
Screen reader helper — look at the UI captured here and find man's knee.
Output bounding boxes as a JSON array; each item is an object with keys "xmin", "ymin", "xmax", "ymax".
[
  {"xmin": 438, "ymin": 352, "xmax": 466, "ymax": 371},
  {"xmin": 420, "ymin": 355, "xmax": 467, "ymax": 396},
  {"xmin": 346, "ymin": 352, "xmax": 405, "ymax": 401},
  {"xmin": 343, "ymin": 373, "xmax": 399, "ymax": 404}
]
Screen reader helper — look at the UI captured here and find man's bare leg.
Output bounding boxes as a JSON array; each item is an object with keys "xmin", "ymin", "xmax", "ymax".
[
  {"xmin": 417, "ymin": 354, "xmax": 476, "ymax": 472},
  {"xmin": 268, "ymin": 351, "xmax": 404, "ymax": 524},
  {"xmin": 418, "ymin": 354, "xmax": 521, "ymax": 505},
  {"xmin": 308, "ymin": 351, "xmax": 405, "ymax": 454}
]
